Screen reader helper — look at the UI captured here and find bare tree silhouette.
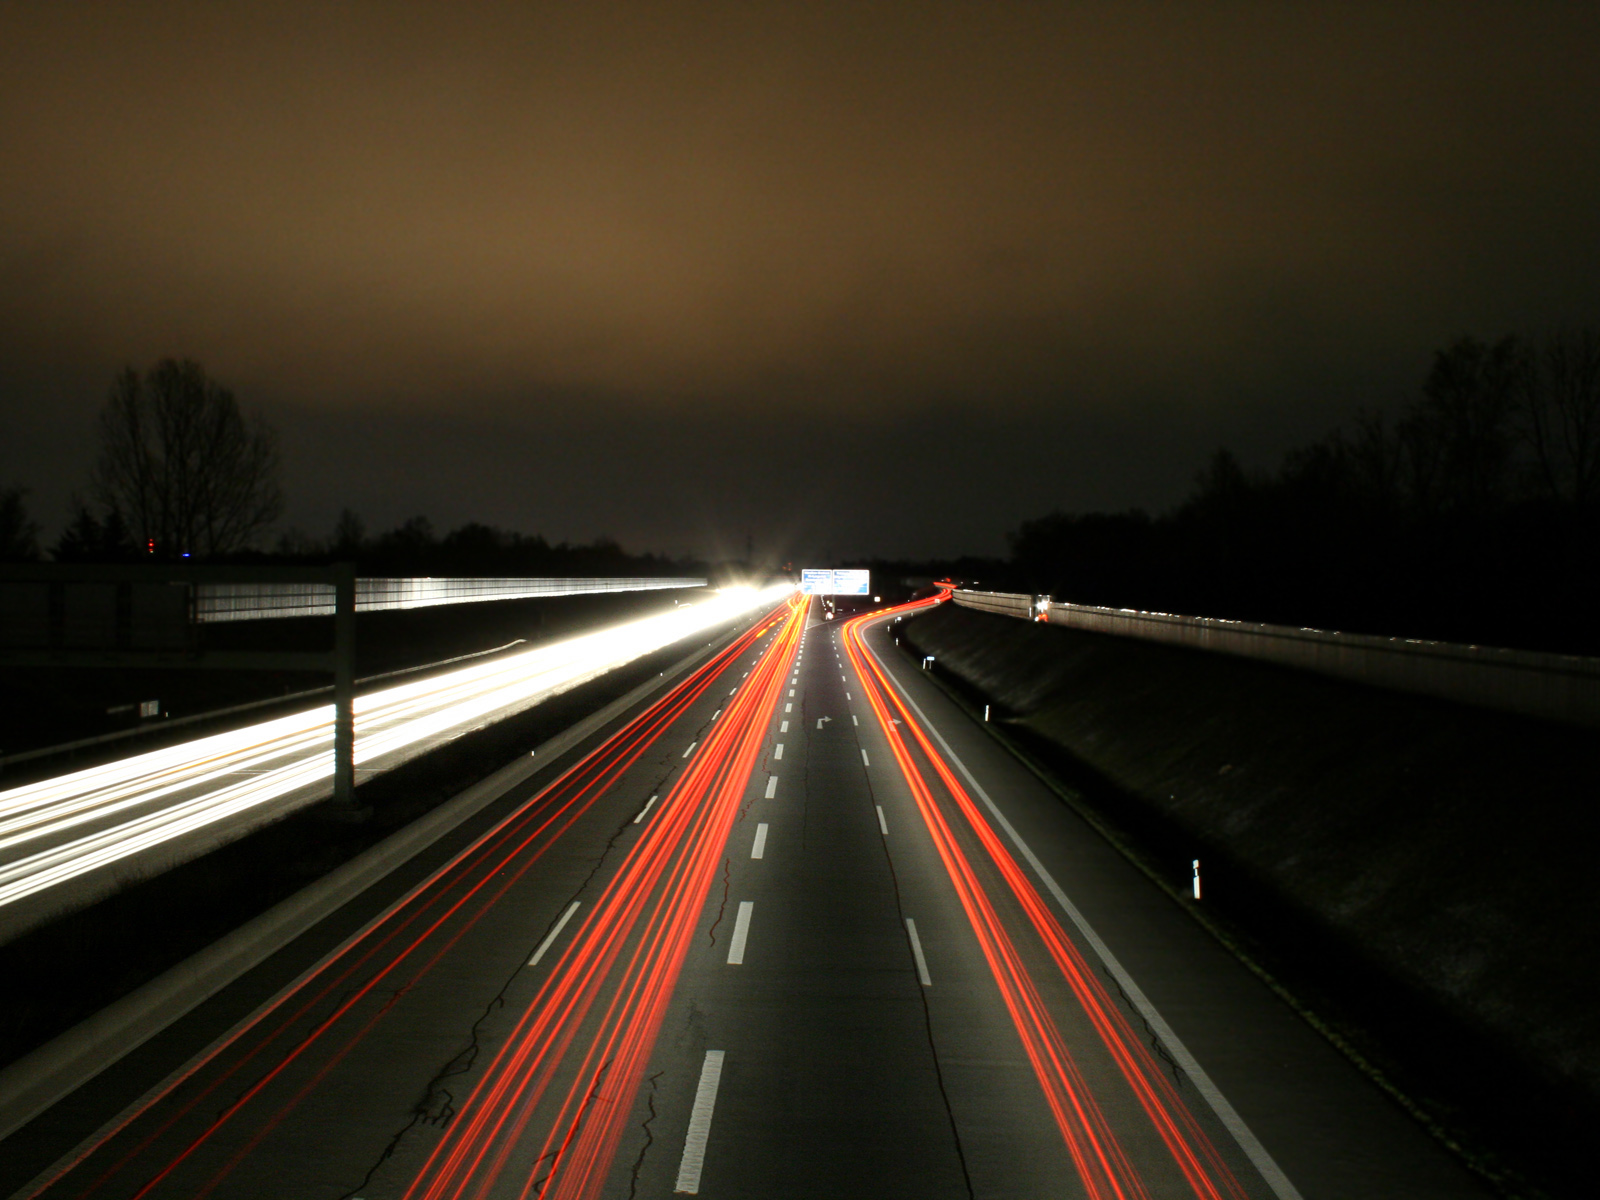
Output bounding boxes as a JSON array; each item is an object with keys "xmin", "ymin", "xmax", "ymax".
[
  {"xmin": 92, "ymin": 359, "xmax": 282, "ymax": 557},
  {"xmin": 1522, "ymin": 328, "xmax": 1600, "ymax": 512},
  {"xmin": 0, "ymin": 486, "xmax": 40, "ymax": 561}
]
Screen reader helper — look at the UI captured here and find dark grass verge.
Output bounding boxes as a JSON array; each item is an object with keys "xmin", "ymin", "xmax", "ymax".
[
  {"xmin": 896, "ymin": 614, "xmax": 1590, "ymax": 1200},
  {"xmin": 0, "ymin": 625, "xmax": 725, "ymax": 1072}
]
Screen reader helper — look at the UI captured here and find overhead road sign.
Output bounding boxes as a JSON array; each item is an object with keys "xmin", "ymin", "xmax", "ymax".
[{"xmin": 800, "ymin": 569, "xmax": 870, "ymax": 596}]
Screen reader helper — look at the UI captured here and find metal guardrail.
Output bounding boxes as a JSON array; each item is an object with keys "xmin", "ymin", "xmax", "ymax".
[
  {"xmin": 196, "ymin": 576, "xmax": 706, "ymax": 622},
  {"xmin": 949, "ymin": 589, "xmax": 1600, "ymax": 728}
]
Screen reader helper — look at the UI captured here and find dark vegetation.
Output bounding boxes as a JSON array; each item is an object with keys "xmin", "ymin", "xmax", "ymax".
[
  {"xmin": 91, "ymin": 359, "xmax": 283, "ymax": 557},
  {"xmin": 902, "ymin": 602, "xmax": 1599, "ymax": 1199},
  {"xmin": 2, "ymin": 357, "xmax": 701, "ymax": 579},
  {"xmin": 1007, "ymin": 332, "xmax": 1600, "ymax": 655},
  {"xmin": 268, "ymin": 508, "xmax": 700, "ymax": 579}
]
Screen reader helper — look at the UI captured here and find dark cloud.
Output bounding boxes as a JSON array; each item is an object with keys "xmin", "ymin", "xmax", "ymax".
[{"xmin": 3, "ymin": 3, "xmax": 1599, "ymax": 554}]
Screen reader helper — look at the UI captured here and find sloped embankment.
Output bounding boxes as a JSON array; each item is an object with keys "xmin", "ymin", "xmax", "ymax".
[{"xmin": 902, "ymin": 601, "xmax": 1599, "ymax": 1196}]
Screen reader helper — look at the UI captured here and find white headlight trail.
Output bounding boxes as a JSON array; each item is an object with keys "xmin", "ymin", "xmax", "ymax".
[{"xmin": 0, "ymin": 585, "xmax": 792, "ymax": 916}]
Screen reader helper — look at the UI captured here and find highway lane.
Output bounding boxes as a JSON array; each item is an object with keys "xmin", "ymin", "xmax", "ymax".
[
  {"xmin": 0, "ymin": 587, "xmax": 786, "ymax": 945},
  {"xmin": 4, "ymin": 593, "xmax": 1496, "ymax": 1198},
  {"xmin": 616, "ymin": 597, "xmax": 1493, "ymax": 1198},
  {"xmin": 4, "ymin": 597, "xmax": 803, "ymax": 1200},
  {"xmin": 844, "ymin": 600, "xmax": 1490, "ymax": 1198}
]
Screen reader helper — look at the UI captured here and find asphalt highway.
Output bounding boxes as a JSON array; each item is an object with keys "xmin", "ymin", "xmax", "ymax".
[{"xmin": 2, "ymin": 595, "xmax": 1493, "ymax": 1199}]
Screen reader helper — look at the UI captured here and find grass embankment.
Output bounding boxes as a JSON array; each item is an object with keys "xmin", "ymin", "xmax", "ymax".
[{"xmin": 901, "ymin": 602, "xmax": 1599, "ymax": 1200}]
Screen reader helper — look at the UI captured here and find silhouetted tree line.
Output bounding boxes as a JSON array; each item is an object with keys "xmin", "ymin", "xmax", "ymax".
[
  {"xmin": 2, "ymin": 358, "xmax": 697, "ymax": 578},
  {"xmin": 1009, "ymin": 331, "xmax": 1600, "ymax": 654},
  {"xmin": 272, "ymin": 510, "xmax": 700, "ymax": 578}
]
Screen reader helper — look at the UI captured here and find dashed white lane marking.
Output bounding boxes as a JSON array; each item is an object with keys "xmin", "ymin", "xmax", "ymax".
[
  {"xmin": 788, "ymin": 689, "xmax": 795, "ymax": 697},
  {"xmin": 529, "ymin": 901, "xmax": 581, "ymax": 966},
  {"xmin": 780, "ymin": 720, "xmax": 788, "ymax": 733},
  {"xmin": 905, "ymin": 918, "xmax": 932, "ymax": 985},
  {"xmin": 675, "ymin": 1050, "xmax": 726, "ymax": 1194},
  {"xmin": 729, "ymin": 687, "xmax": 737, "ymax": 696},
  {"xmin": 727, "ymin": 901, "xmax": 755, "ymax": 964},
  {"xmin": 861, "ymin": 748, "xmax": 870, "ymax": 767},
  {"xmin": 751, "ymin": 823, "xmax": 768, "ymax": 859},
  {"xmin": 841, "ymin": 674, "xmax": 847, "ymax": 681},
  {"xmin": 765, "ymin": 775, "xmax": 778, "ymax": 799},
  {"xmin": 683, "ymin": 741, "xmax": 697, "ymax": 758},
  {"xmin": 852, "ymin": 714, "xmax": 859, "ymax": 726},
  {"xmin": 785, "ymin": 702, "xmax": 792, "ymax": 713},
  {"xmin": 773, "ymin": 743, "xmax": 784, "ymax": 760},
  {"xmin": 633, "ymin": 794, "xmax": 659, "ymax": 824},
  {"xmin": 866, "ymin": 632, "xmax": 1305, "ymax": 1200},
  {"xmin": 712, "ymin": 709, "xmax": 721, "ymax": 720},
  {"xmin": 876, "ymin": 805, "xmax": 888, "ymax": 836},
  {"xmin": 845, "ymin": 692, "xmax": 851, "ymax": 700}
]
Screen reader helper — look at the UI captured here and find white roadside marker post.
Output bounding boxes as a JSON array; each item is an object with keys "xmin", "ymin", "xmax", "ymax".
[{"xmin": 1193, "ymin": 859, "xmax": 1202, "ymax": 900}]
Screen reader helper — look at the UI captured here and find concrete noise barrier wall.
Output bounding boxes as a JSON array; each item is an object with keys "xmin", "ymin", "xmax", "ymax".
[
  {"xmin": 950, "ymin": 589, "xmax": 1600, "ymax": 729},
  {"xmin": 196, "ymin": 576, "xmax": 706, "ymax": 622}
]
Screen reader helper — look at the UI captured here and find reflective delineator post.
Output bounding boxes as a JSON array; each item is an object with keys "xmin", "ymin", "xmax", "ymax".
[
  {"xmin": 1192, "ymin": 858, "xmax": 1202, "ymax": 900},
  {"xmin": 984, "ymin": 704, "xmax": 990, "ymax": 722},
  {"xmin": 332, "ymin": 562, "xmax": 356, "ymax": 809}
]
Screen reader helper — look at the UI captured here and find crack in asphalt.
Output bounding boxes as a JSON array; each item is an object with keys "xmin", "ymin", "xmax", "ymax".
[
  {"xmin": 527, "ymin": 1058, "xmax": 616, "ymax": 1196},
  {"xmin": 338, "ymin": 780, "xmax": 648, "ymax": 1197},
  {"xmin": 706, "ymin": 856, "xmax": 732, "ymax": 946},
  {"xmin": 1103, "ymin": 964, "xmax": 1184, "ymax": 1085},
  {"xmin": 858, "ymin": 734, "xmax": 976, "ymax": 1200},
  {"xmin": 627, "ymin": 1070, "xmax": 665, "ymax": 1199}
]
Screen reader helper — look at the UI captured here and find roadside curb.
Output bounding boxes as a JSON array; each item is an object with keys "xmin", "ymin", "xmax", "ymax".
[{"xmin": 0, "ymin": 618, "xmax": 750, "ymax": 1146}]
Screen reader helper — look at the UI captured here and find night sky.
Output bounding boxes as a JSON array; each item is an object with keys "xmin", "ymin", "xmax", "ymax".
[{"xmin": 3, "ymin": 3, "xmax": 1599, "ymax": 561}]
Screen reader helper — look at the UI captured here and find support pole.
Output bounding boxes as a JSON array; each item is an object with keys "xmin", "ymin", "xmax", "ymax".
[{"xmin": 332, "ymin": 562, "xmax": 356, "ymax": 808}]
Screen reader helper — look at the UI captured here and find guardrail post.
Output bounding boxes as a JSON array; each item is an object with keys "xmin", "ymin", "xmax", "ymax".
[{"xmin": 332, "ymin": 563, "xmax": 356, "ymax": 809}]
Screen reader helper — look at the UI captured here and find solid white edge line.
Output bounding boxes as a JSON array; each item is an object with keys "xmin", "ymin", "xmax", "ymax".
[
  {"xmin": 876, "ymin": 805, "xmax": 888, "ymax": 836},
  {"xmin": 764, "ymin": 775, "xmax": 777, "ymax": 799},
  {"xmin": 751, "ymin": 823, "xmax": 768, "ymax": 859},
  {"xmin": 633, "ymin": 794, "xmax": 658, "ymax": 824},
  {"xmin": 727, "ymin": 900, "xmax": 754, "ymax": 964},
  {"xmin": 864, "ymin": 622, "xmax": 1305, "ymax": 1200},
  {"xmin": 675, "ymin": 1049, "xmax": 726, "ymax": 1194},
  {"xmin": 905, "ymin": 917, "xmax": 932, "ymax": 985},
  {"xmin": 528, "ymin": 901, "xmax": 581, "ymax": 965}
]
